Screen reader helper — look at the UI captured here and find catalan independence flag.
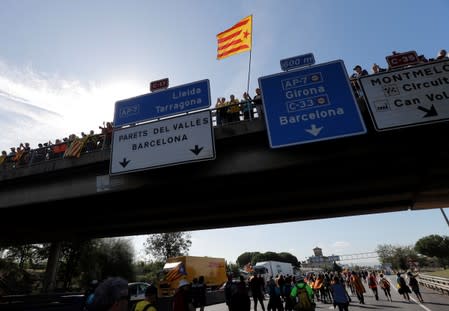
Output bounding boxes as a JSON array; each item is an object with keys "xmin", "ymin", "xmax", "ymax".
[
  {"xmin": 217, "ymin": 15, "xmax": 252, "ymax": 60},
  {"xmin": 63, "ymin": 136, "xmax": 89, "ymax": 158}
]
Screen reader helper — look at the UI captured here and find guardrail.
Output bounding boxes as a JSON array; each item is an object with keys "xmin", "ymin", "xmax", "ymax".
[{"xmin": 418, "ymin": 274, "xmax": 449, "ymax": 295}]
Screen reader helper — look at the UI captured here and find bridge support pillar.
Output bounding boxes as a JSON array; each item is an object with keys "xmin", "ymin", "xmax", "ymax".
[{"xmin": 42, "ymin": 242, "xmax": 61, "ymax": 293}]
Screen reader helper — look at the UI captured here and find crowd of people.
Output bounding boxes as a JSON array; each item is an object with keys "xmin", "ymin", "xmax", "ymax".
[
  {"xmin": 77, "ymin": 266, "xmax": 428, "ymax": 311},
  {"xmin": 351, "ymin": 48, "xmax": 448, "ymax": 79},
  {"xmin": 0, "ymin": 121, "xmax": 113, "ymax": 169},
  {"xmin": 222, "ymin": 269, "xmax": 426, "ymax": 311}
]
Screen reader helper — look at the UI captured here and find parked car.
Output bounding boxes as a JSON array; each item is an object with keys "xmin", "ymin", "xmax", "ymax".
[{"xmin": 128, "ymin": 282, "xmax": 151, "ymax": 302}]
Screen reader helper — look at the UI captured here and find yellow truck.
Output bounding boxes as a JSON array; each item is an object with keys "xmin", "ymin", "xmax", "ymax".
[{"xmin": 157, "ymin": 255, "xmax": 227, "ymax": 297}]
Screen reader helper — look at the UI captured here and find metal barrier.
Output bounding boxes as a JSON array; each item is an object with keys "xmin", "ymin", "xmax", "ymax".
[{"xmin": 418, "ymin": 273, "xmax": 449, "ymax": 295}]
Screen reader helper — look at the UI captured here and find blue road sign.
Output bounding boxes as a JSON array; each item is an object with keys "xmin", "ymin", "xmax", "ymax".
[
  {"xmin": 280, "ymin": 53, "xmax": 315, "ymax": 71},
  {"xmin": 258, "ymin": 60, "xmax": 367, "ymax": 148},
  {"xmin": 114, "ymin": 79, "xmax": 211, "ymax": 127}
]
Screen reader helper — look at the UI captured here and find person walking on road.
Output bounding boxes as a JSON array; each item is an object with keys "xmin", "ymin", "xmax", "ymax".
[
  {"xmin": 396, "ymin": 273, "xmax": 411, "ymax": 302},
  {"xmin": 407, "ymin": 272, "xmax": 424, "ymax": 303},
  {"xmin": 378, "ymin": 274, "xmax": 392, "ymax": 302},
  {"xmin": 133, "ymin": 284, "xmax": 158, "ymax": 311},
  {"xmin": 250, "ymin": 274, "xmax": 266, "ymax": 311},
  {"xmin": 367, "ymin": 272, "xmax": 379, "ymax": 300}
]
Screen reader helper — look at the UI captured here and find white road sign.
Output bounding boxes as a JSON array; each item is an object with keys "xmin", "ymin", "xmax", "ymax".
[
  {"xmin": 110, "ymin": 110, "xmax": 215, "ymax": 175},
  {"xmin": 359, "ymin": 59, "xmax": 449, "ymax": 131}
]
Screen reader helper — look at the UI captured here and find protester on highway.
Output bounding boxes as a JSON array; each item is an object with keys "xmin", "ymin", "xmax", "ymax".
[
  {"xmin": 83, "ymin": 279, "xmax": 99, "ymax": 310},
  {"xmin": 330, "ymin": 276, "xmax": 350, "ymax": 311},
  {"xmin": 133, "ymin": 284, "xmax": 158, "ymax": 311},
  {"xmin": 191, "ymin": 276, "xmax": 206, "ymax": 311},
  {"xmin": 367, "ymin": 272, "xmax": 379, "ymax": 300},
  {"xmin": 290, "ymin": 277, "xmax": 314, "ymax": 311},
  {"xmin": 396, "ymin": 272, "xmax": 411, "ymax": 302},
  {"xmin": 249, "ymin": 274, "xmax": 266, "ymax": 311},
  {"xmin": 224, "ymin": 274, "xmax": 236, "ymax": 311},
  {"xmin": 378, "ymin": 273, "xmax": 392, "ymax": 302},
  {"xmin": 349, "ymin": 271, "xmax": 365, "ymax": 304},
  {"xmin": 173, "ymin": 279, "xmax": 193, "ymax": 311},
  {"xmin": 407, "ymin": 272, "xmax": 424, "ymax": 303},
  {"xmin": 90, "ymin": 277, "xmax": 129, "ymax": 311},
  {"xmin": 231, "ymin": 275, "xmax": 251, "ymax": 311}
]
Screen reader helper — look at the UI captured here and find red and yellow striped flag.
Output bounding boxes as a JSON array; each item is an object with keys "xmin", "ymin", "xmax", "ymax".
[
  {"xmin": 64, "ymin": 136, "xmax": 89, "ymax": 158},
  {"xmin": 217, "ymin": 15, "xmax": 252, "ymax": 60}
]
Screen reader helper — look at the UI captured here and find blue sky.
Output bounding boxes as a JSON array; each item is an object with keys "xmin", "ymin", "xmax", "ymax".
[{"xmin": 1, "ymin": 1, "xmax": 448, "ymax": 264}]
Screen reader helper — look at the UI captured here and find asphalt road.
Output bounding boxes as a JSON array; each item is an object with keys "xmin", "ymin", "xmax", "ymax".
[{"xmin": 206, "ymin": 276, "xmax": 449, "ymax": 311}]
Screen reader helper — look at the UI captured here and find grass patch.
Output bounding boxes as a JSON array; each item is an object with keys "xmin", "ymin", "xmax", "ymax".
[{"xmin": 425, "ymin": 269, "xmax": 449, "ymax": 278}]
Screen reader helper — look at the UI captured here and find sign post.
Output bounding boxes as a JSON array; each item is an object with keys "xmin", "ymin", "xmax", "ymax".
[{"xmin": 258, "ymin": 60, "xmax": 367, "ymax": 148}]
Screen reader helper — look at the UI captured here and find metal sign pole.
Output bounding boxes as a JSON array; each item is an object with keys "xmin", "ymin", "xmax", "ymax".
[{"xmin": 440, "ymin": 208, "xmax": 449, "ymax": 228}]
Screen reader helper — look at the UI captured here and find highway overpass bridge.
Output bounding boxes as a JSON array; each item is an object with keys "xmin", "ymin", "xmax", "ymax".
[{"xmin": 1, "ymin": 99, "xmax": 449, "ymax": 246}]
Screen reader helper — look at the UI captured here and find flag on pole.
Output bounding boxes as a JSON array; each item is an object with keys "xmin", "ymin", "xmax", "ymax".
[{"xmin": 216, "ymin": 15, "xmax": 252, "ymax": 60}]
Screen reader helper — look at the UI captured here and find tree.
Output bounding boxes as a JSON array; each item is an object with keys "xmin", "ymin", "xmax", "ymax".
[
  {"xmin": 236, "ymin": 252, "xmax": 260, "ymax": 267},
  {"xmin": 135, "ymin": 260, "xmax": 164, "ymax": 283},
  {"xmin": 79, "ymin": 238, "xmax": 135, "ymax": 285},
  {"xmin": 376, "ymin": 244, "xmax": 418, "ymax": 271},
  {"xmin": 376, "ymin": 244, "xmax": 396, "ymax": 266},
  {"xmin": 415, "ymin": 234, "xmax": 449, "ymax": 267},
  {"xmin": 226, "ymin": 261, "xmax": 240, "ymax": 277},
  {"xmin": 236, "ymin": 251, "xmax": 299, "ymax": 268},
  {"xmin": 144, "ymin": 232, "xmax": 192, "ymax": 261},
  {"xmin": 2, "ymin": 244, "xmax": 41, "ymax": 269}
]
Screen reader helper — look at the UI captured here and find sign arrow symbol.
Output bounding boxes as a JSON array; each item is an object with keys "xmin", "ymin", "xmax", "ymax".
[
  {"xmin": 418, "ymin": 104, "xmax": 437, "ymax": 117},
  {"xmin": 119, "ymin": 158, "xmax": 130, "ymax": 168},
  {"xmin": 190, "ymin": 145, "xmax": 203, "ymax": 155},
  {"xmin": 305, "ymin": 124, "xmax": 323, "ymax": 136}
]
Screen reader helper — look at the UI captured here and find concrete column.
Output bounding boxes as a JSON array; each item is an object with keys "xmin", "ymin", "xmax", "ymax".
[{"xmin": 42, "ymin": 242, "xmax": 62, "ymax": 293}]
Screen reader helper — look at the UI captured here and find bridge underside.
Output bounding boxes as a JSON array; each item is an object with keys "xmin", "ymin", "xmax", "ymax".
[{"xmin": 1, "ymin": 119, "xmax": 449, "ymax": 245}]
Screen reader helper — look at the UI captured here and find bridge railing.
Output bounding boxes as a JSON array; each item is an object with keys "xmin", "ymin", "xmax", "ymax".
[
  {"xmin": 0, "ymin": 102, "xmax": 265, "ymax": 172},
  {"xmin": 418, "ymin": 274, "xmax": 449, "ymax": 295}
]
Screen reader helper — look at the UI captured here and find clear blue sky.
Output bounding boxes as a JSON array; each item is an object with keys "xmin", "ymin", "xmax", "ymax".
[{"xmin": 1, "ymin": 1, "xmax": 448, "ymax": 265}]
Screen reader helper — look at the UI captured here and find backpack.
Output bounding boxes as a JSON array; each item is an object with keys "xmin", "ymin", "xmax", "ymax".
[
  {"xmin": 133, "ymin": 302, "xmax": 155, "ymax": 311},
  {"xmin": 380, "ymin": 278, "xmax": 390, "ymax": 289},
  {"xmin": 142, "ymin": 303, "xmax": 155, "ymax": 311},
  {"xmin": 294, "ymin": 285, "xmax": 315, "ymax": 311}
]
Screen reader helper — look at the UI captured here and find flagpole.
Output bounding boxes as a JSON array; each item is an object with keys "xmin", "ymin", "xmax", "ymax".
[
  {"xmin": 246, "ymin": 49, "xmax": 252, "ymax": 95},
  {"xmin": 246, "ymin": 14, "xmax": 253, "ymax": 95}
]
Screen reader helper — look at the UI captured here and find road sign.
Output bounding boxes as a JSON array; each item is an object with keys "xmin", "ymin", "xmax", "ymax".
[
  {"xmin": 258, "ymin": 60, "xmax": 367, "ymax": 148},
  {"xmin": 113, "ymin": 79, "xmax": 211, "ymax": 127},
  {"xmin": 110, "ymin": 110, "xmax": 215, "ymax": 175},
  {"xmin": 386, "ymin": 51, "xmax": 419, "ymax": 69},
  {"xmin": 280, "ymin": 53, "xmax": 315, "ymax": 71},
  {"xmin": 150, "ymin": 78, "xmax": 169, "ymax": 92},
  {"xmin": 359, "ymin": 59, "xmax": 449, "ymax": 131}
]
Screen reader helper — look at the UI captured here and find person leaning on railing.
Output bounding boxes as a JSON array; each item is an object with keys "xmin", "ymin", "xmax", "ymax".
[
  {"xmin": 241, "ymin": 92, "xmax": 254, "ymax": 120},
  {"xmin": 226, "ymin": 94, "xmax": 241, "ymax": 123}
]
